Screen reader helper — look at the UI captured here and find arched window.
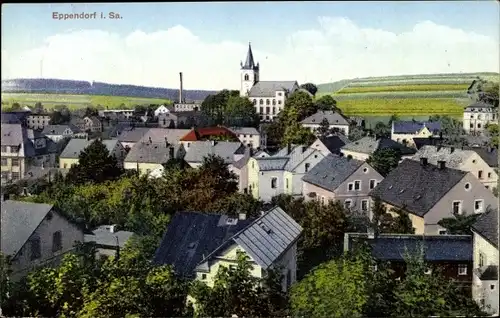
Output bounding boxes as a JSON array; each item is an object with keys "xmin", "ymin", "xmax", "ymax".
[
  {"xmin": 253, "ymin": 99, "xmax": 257, "ymax": 105},
  {"xmin": 266, "ymin": 99, "xmax": 270, "ymax": 105},
  {"xmin": 244, "ymin": 74, "xmax": 249, "ymax": 81},
  {"xmin": 272, "ymin": 99, "xmax": 276, "ymax": 105},
  {"xmin": 259, "ymin": 99, "xmax": 264, "ymax": 105}
]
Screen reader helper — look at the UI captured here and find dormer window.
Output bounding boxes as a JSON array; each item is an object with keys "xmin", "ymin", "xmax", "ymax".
[{"xmin": 226, "ymin": 218, "xmax": 237, "ymax": 225}]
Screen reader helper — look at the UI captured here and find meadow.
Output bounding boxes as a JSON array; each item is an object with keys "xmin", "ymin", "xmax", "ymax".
[
  {"xmin": 1, "ymin": 93, "xmax": 170, "ymax": 110},
  {"xmin": 337, "ymin": 83, "xmax": 469, "ymax": 94}
]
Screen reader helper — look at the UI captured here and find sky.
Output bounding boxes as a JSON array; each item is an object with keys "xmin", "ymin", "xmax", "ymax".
[{"xmin": 1, "ymin": 2, "xmax": 499, "ymax": 90}]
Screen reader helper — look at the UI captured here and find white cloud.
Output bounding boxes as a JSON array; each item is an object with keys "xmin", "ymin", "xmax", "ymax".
[{"xmin": 2, "ymin": 17, "xmax": 498, "ymax": 90}]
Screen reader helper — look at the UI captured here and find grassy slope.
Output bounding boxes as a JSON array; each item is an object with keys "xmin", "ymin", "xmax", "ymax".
[
  {"xmin": 337, "ymin": 83, "xmax": 469, "ymax": 94},
  {"xmin": 1, "ymin": 93, "xmax": 171, "ymax": 110}
]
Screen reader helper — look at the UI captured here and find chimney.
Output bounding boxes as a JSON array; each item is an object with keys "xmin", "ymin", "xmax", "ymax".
[
  {"xmin": 238, "ymin": 213, "xmax": 246, "ymax": 220},
  {"xmin": 302, "ymin": 146, "xmax": 307, "ymax": 153},
  {"xmin": 148, "ymin": 136, "xmax": 152, "ymax": 144},
  {"xmin": 179, "ymin": 72, "xmax": 184, "ymax": 103},
  {"xmin": 437, "ymin": 160, "xmax": 446, "ymax": 169},
  {"xmin": 249, "ymin": 147, "xmax": 254, "ymax": 157},
  {"xmin": 165, "ymin": 136, "xmax": 169, "ymax": 148},
  {"xmin": 287, "ymin": 143, "xmax": 292, "ymax": 155},
  {"xmin": 450, "ymin": 147, "xmax": 455, "ymax": 153},
  {"xmin": 420, "ymin": 157, "xmax": 428, "ymax": 166},
  {"xmin": 169, "ymin": 146, "xmax": 175, "ymax": 159}
]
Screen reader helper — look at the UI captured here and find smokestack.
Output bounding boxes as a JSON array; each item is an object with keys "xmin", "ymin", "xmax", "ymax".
[{"xmin": 179, "ymin": 72, "xmax": 184, "ymax": 103}]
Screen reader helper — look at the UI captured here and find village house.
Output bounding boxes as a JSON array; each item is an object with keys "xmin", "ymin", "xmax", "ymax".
[
  {"xmin": 309, "ymin": 134, "xmax": 350, "ymax": 156},
  {"xmin": 173, "ymin": 102, "xmax": 201, "ymax": 112},
  {"xmin": 471, "ymin": 209, "xmax": 499, "ymax": 316},
  {"xmin": 301, "ymin": 110, "xmax": 351, "ymax": 136},
  {"xmin": 463, "ymin": 102, "xmax": 498, "ymax": 136},
  {"xmin": 247, "ymin": 144, "xmax": 325, "ymax": 202},
  {"xmin": 391, "ymin": 120, "xmax": 441, "ymax": 147},
  {"xmin": 153, "ymin": 105, "xmax": 173, "ymax": 117},
  {"xmin": 59, "ymin": 138, "xmax": 126, "ymax": 169},
  {"xmin": 344, "ymin": 233, "xmax": 474, "ymax": 288},
  {"xmin": 302, "ymin": 154, "xmax": 384, "ymax": 214},
  {"xmin": 230, "ymin": 127, "xmax": 266, "ymax": 149},
  {"xmin": 114, "ymin": 126, "xmax": 152, "ymax": 149},
  {"xmin": 463, "ymin": 146, "xmax": 499, "ymax": 169},
  {"xmin": 183, "ymin": 140, "xmax": 245, "ymax": 168},
  {"xmin": 1, "ymin": 124, "xmax": 62, "ymax": 184},
  {"xmin": 179, "ymin": 126, "xmax": 239, "ymax": 151},
  {"xmin": 26, "ymin": 112, "xmax": 51, "ymax": 130},
  {"xmin": 84, "ymin": 224, "xmax": 136, "ymax": 259},
  {"xmin": 157, "ymin": 111, "xmax": 202, "ymax": 129},
  {"xmin": 41, "ymin": 124, "xmax": 86, "ymax": 142},
  {"xmin": 83, "ymin": 116, "xmax": 103, "ymax": 133},
  {"xmin": 410, "ymin": 145, "xmax": 498, "ymax": 190},
  {"xmin": 369, "ymin": 159, "xmax": 498, "ymax": 235},
  {"xmin": 123, "ymin": 134, "xmax": 185, "ymax": 176},
  {"xmin": 1, "ymin": 110, "xmax": 31, "ymax": 126},
  {"xmin": 1, "ymin": 200, "xmax": 84, "ymax": 280},
  {"xmin": 341, "ymin": 136, "xmax": 416, "ymax": 161},
  {"xmin": 154, "ymin": 206, "xmax": 302, "ymax": 293},
  {"xmin": 253, "ymin": 150, "xmax": 270, "ymax": 158},
  {"xmin": 239, "ymin": 43, "xmax": 299, "ymax": 121},
  {"xmin": 98, "ymin": 109, "xmax": 134, "ymax": 121}
]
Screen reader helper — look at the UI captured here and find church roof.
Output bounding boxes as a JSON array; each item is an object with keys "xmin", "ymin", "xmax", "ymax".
[
  {"xmin": 241, "ymin": 43, "xmax": 258, "ymax": 70},
  {"xmin": 248, "ymin": 81, "xmax": 298, "ymax": 98}
]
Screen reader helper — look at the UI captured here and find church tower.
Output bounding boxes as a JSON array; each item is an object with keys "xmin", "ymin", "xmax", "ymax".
[{"xmin": 240, "ymin": 42, "xmax": 259, "ymax": 97}]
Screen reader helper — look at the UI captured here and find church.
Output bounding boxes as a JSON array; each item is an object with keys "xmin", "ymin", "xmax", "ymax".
[{"xmin": 239, "ymin": 43, "xmax": 299, "ymax": 121}]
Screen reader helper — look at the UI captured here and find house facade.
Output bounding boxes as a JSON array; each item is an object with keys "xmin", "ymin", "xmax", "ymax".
[
  {"xmin": 391, "ymin": 121, "xmax": 441, "ymax": 147},
  {"xmin": 302, "ymin": 155, "xmax": 384, "ymax": 214},
  {"xmin": 154, "ymin": 105, "xmax": 172, "ymax": 117},
  {"xmin": 471, "ymin": 210, "xmax": 499, "ymax": 316},
  {"xmin": 230, "ymin": 127, "xmax": 266, "ymax": 149},
  {"xmin": 59, "ymin": 139, "xmax": 126, "ymax": 169},
  {"xmin": 248, "ymin": 145, "xmax": 325, "ymax": 202},
  {"xmin": 174, "ymin": 102, "xmax": 201, "ymax": 112},
  {"xmin": 123, "ymin": 140, "xmax": 185, "ymax": 176},
  {"xmin": 1, "ymin": 200, "xmax": 84, "ymax": 280},
  {"xmin": 83, "ymin": 116, "xmax": 103, "ymax": 132},
  {"xmin": 42, "ymin": 124, "xmax": 86, "ymax": 142},
  {"xmin": 310, "ymin": 134, "xmax": 350, "ymax": 156},
  {"xmin": 239, "ymin": 43, "xmax": 299, "ymax": 122},
  {"xmin": 463, "ymin": 102, "xmax": 498, "ymax": 135},
  {"xmin": 26, "ymin": 113, "xmax": 51, "ymax": 130},
  {"xmin": 369, "ymin": 159, "xmax": 498, "ymax": 235},
  {"xmin": 301, "ymin": 111, "xmax": 351, "ymax": 136}
]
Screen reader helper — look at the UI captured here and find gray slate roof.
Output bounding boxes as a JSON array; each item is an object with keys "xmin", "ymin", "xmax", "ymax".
[
  {"xmin": 255, "ymin": 157, "xmax": 289, "ymax": 171},
  {"xmin": 463, "ymin": 146, "xmax": 498, "ymax": 167},
  {"xmin": 301, "ymin": 110, "xmax": 350, "ymax": 126},
  {"xmin": 369, "ymin": 159, "xmax": 467, "ymax": 217},
  {"xmin": 233, "ymin": 147, "xmax": 252, "ymax": 169},
  {"xmin": 474, "ymin": 265, "xmax": 498, "ymax": 281},
  {"xmin": 346, "ymin": 233, "xmax": 472, "ymax": 261},
  {"xmin": 84, "ymin": 226, "xmax": 135, "ymax": 248},
  {"xmin": 342, "ymin": 136, "xmax": 416, "ymax": 156},
  {"xmin": 302, "ymin": 154, "xmax": 364, "ymax": 191},
  {"xmin": 465, "ymin": 101, "xmax": 496, "ymax": 111},
  {"xmin": 60, "ymin": 139, "xmax": 119, "ymax": 159},
  {"xmin": 392, "ymin": 121, "xmax": 441, "ymax": 134},
  {"xmin": 140, "ymin": 128, "xmax": 191, "ymax": 144},
  {"xmin": 1, "ymin": 124, "xmax": 58, "ymax": 157},
  {"xmin": 42, "ymin": 124, "xmax": 81, "ymax": 135},
  {"xmin": 472, "ymin": 208, "xmax": 498, "ymax": 248},
  {"xmin": 248, "ymin": 81, "xmax": 297, "ymax": 98},
  {"xmin": 410, "ymin": 145, "xmax": 475, "ymax": 169},
  {"xmin": 265, "ymin": 145, "xmax": 323, "ymax": 172},
  {"xmin": 1, "ymin": 200, "xmax": 54, "ymax": 256},
  {"xmin": 184, "ymin": 141, "xmax": 244, "ymax": 164},
  {"xmin": 124, "ymin": 141, "xmax": 181, "ymax": 164},
  {"xmin": 317, "ymin": 134, "xmax": 350, "ymax": 154},
  {"xmin": 116, "ymin": 127, "xmax": 151, "ymax": 143},
  {"xmin": 230, "ymin": 127, "xmax": 260, "ymax": 135}
]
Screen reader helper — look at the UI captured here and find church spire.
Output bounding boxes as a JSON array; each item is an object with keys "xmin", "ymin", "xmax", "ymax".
[{"xmin": 241, "ymin": 42, "xmax": 257, "ymax": 70}]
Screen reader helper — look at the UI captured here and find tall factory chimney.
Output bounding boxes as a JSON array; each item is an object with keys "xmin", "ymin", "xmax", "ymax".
[{"xmin": 179, "ymin": 72, "xmax": 184, "ymax": 103}]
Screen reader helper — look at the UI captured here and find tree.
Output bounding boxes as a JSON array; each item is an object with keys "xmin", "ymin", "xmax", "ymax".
[
  {"xmin": 479, "ymin": 81, "xmax": 499, "ymax": 107},
  {"xmin": 10, "ymin": 102, "xmax": 22, "ymax": 110},
  {"xmin": 190, "ymin": 251, "xmax": 287, "ymax": 317},
  {"xmin": 0, "ymin": 253, "xmax": 12, "ymax": 317},
  {"xmin": 290, "ymin": 255, "xmax": 368, "ymax": 318},
  {"xmin": 349, "ymin": 124, "xmax": 367, "ymax": 141},
  {"xmin": 372, "ymin": 121, "xmax": 390, "ymax": 138},
  {"xmin": 65, "ymin": 139, "xmax": 123, "ymax": 185},
  {"xmin": 168, "ymin": 119, "xmax": 176, "ymax": 128},
  {"xmin": 370, "ymin": 198, "xmax": 414, "ymax": 235},
  {"xmin": 367, "ymin": 148, "xmax": 402, "ymax": 177},
  {"xmin": 201, "ymin": 90, "xmax": 239, "ymax": 125},
  {"xmin": 34, "ymin": 102, "xmax": 44, "ymax": 114},
  {"xmin": 429, "ymin": 115, "xmax": 464, "ymax": 143},
  {"xmin": 315, "ymin": 95, "xmax": 338, "ymax": 111},
  {"xmin": 316, "ymin": 118, "xmax": 331, "ymax": 137},
  {"xmin": 225, "ymin": 95, "xmax": 259, "ymax": 127},
  {"xmin": 49, "ymin": 106, "xmax": 71, "ymax": 125},
  {"xmin": 84, "ymin": 106, "xmax": 98, "ymax": 118},
  {"xmin": 199, "ymin": 154, "xmax": 238, "ymax": 194},
  {"xmin": 300, "ymin": 83, "xmax": 318, "ymax": 96},
  {"xmin": 282, "ymin": 90, "xmax": 317, "ymax": 122},
  {"xmin": 438, "ymin": 213, "xmax": 481, "ymax": 235}
]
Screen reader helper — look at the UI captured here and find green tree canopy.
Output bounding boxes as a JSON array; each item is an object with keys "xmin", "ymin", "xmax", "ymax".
[
  {"xmin": 437, "ymin": 213, "xmax": 482, "ymax": 235},
  {"xmin": 367, "ymin": 148, "xmax": 402, "ymax": 177},
  {"xmin": 315, "ymin": 95, "xmax": 338, "ymax": 111},
  {"xmin": 300, "ymin": 83, "xmax": 318, "ymax": 96},
  {"xmin": 225, "ymin": 95, "xmax": 259, "ymax": 127}
]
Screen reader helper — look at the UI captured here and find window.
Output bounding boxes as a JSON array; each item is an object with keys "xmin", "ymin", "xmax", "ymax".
[
  {"xmin": 259, "ymin": 99, "xmax": 264, "ymax": 105},
  {"xmin": 12, "ymin": 172, "xmax": 19, "ymax": 180},
  {"xmin": 344, "ymin": 200, "xmax": 352, "ymax": 209},
  {"xmin": 63, "ymin": 163, "xmax": 68, "ymax": 169},
  {"xmin": 244, "ymin": 74, "xmax": 249, "ymax": 81},
  {"xmin": 348, "ymin": 183, "xmax": 354, "ymax": 191},
  {"xmin": 305, "ymin": 163, "xmax": 310, "ymax": 172},
  {"xmin": 259, "ymin": 107, "xmax": 264, "ymax": 114},
  {"xmin": 478, "ymin": 123, "xmax": 482, "ymax": 129},
  {"xmin": 30, "ymin": 237, "xmax": 41, "ymax": 260},
  {"xmin": 278, "ymin": 92, "xmax": 282, "ymax": 96},
  {"xmin": 0, "ymin": 158, "xmax": 6, "ymax": 166},
  {"xmin": 479, "ymin": 252, "xmax": 485, "ymax": 267},
  {"xmin": 272, "ymin": 107, "xmax": 276, "ymax": 114},
  {"xmin": 458, "ymin": 264, "xmax": 467, "ymax": 276},
  {"xmin": 490, "ymin": 284, "xmax": 495, "ymax": 290},
  {"xmin": 470, "ymin": 123, "xmax": 474, "ymax": 128},
  {"xmin": 285, "ymin": 178, "xmax": 289, "ymax": 189},
  {"xmin": 361, "ymin": 200, "xmax": 368, "ymax": 211},
  {"xmin": 265, "ymin": 107, "xmax": 270, "ymax": 114},
  {"xmin": 201, "ymin": 273, "xmax": 207, "ymax": 280},
  {"xmin": 452, "ymin": 201, "xmax": 462, "ymax": 215},
  {"xmin": 369, "ymin": 179, "xmax": 376, "ymax": 189},
  {"xmin": 488, "ymin": 172, "xmax": 492, "ymax": 178},
  {"xmin": 266, "ymin": 99, "xmax": 270, "ymax": 105},
  {"xmin": 11, "ymin": 158, "xmax": 19, "ymax": 166},
  {"xmin": 11, "ymin": 146, "xmax": 19, "ymax": 153},
  {"xmin": 474, "ymin": 200, "xmax": 484, "ymax": 213},
  {"xmin": 0, "ymin": 146, "xmax": 6, "ymax": 152},
  {"xmin": 464, "ymin": 183, "xmax": 471, "ymax": 190},
  {"xmin": 354, "ymin": 180, "xmax": 361, "ymax": 190},
  {"xmin": 478, "ymin": 170, "xmax": 483, "ymax": 179},
  {"xmin": 271, "ymin": 177, "xmax": 278, "ymax": 189},
  {"xmin": 253, "ymin": 99, "xmax": 257, "ymax": 105},
  {"xmin": 486, "ymin": 186, "xmax": 490, "ymax": 189},
  {"xmin": 278, "ymin": 100, "xmax": 282, "ymax": 105},
  {"xmin": 286, "ymin": 269, "xmax": 292, "ymax": 289},
  {"xmin": 438, "ymin": 229, "xmax": 447, "ymax": 235},
  {"xmin": 272, "ymin": 99, "xmax": 276, "ymax": 105},
  {"xmin": 363, "ymin": 167, "xmax": 369, "ymax": 173},
  {"xmin": 52, "ymin": 231, "xmax": 62, "ymax": 252}
]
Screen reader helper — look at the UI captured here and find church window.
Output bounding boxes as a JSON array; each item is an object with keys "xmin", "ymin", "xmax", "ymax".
[
  {"xmin": 278, "ymin": 100, "xmax": 282, "ymax": 105},
  {"xmin": 266, "ymin": 107, "xmax": 270, "ymax": 114},
  {"xmin": 272, "ymin": 107, "xmax": 276, "ymax": 114},
  {"xmin": 272, "ymin": 99, "xmax": 276, "ymax": 105},
  {"xmin": 266, "ymin": 99, "xmax": 270, "ymax": 105},
  {"xmin": 253, "ymin": 99, "xmax": 257, "ymax": 105},
  {"xmin": 259, "ymin": 99, "xmax": 264, "ymax": 105},
  {"xmin": 244, "ymin": 74, "xmax": 249, "ymax": 81},
  {"xmin": 260, "ymin": 107, "xmax": 264, "ymax": 114}
]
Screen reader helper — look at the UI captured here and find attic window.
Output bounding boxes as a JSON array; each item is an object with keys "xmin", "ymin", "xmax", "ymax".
[
  {"xmin": 465, "ymin": 183, "xmax": 471, "ymax": 190},
  {"xmin": 226, "ymin": 218, "xmax": 237, "ymax": 225},
  {"xmin": 399, "ymin": 189, "xmax": 405, "ymax": 194}
]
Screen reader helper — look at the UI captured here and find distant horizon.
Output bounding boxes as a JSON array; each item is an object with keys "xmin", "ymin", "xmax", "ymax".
[{"xmin": 2, "ymin": 3, "xmax": 499, "ymax": 90}]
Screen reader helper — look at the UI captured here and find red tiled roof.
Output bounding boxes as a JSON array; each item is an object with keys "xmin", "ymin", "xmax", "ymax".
[{"xmin": 180, "ymin": 126, "xmax": 239, "ymax": 142}]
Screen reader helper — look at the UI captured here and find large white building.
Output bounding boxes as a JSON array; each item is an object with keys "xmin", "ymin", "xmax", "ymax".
[
  {"xmin": 463, "ymin": 102, "xmax": 498, "ymax": 136},
  {"xmin": 239, "ymin": 43, "xmax": 299, "ymax": 122}
]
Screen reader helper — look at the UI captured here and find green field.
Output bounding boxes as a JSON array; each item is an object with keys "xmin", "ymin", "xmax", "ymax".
[
  {"xmin": 337, "ymin": 83, "xmax": 469, "ymax": 94},
  {"xmin": 1, "ymin": 93, "xmax": 170, "ymax": 110},
  {"xmin": 336, "ymin": 98, "xmax": 466, "ymax": 116}
]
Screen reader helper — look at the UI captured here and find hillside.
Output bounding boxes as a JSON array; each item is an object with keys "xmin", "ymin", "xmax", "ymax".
[
  {"xmin": 1, "ymin": 78, "xmax": 217, "ymax": 102},
  {"xmin": 316, "ymin": 72, "xmax": 499, "ymax": 116}
]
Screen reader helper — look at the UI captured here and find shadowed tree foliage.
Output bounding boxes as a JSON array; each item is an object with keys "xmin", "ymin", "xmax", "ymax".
[
  {"xmin": 65, "ymin": 139, "xmax": 124, "ymax": 185},
  {"xmin": 367, "ymin": 148, "xmax": 402, "ymax": 177},
  {"xmin": 438, "ymin": 213, "xmax": 482, "ymax": 235},
  {"xmin": 314, "ymin": 95, "xmax": 338, "ymax": 111},
  {"xmin": 300, "ymin": 83, "xmax": 318, "ymax": 96},
  {"xmin": 317, "ymin": 118, "xmax": 331, "ymax": 137}
]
